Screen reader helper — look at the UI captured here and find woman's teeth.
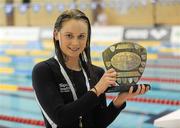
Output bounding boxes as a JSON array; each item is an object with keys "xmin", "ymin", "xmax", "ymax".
[{"xmin": 69, "ymin": 47, "xmax": 79, "ymax": 51}]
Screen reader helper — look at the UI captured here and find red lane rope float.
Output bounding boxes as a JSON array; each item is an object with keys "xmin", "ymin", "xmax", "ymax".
[
  {"xmin": 2, "ymin": 76, "xmax": 180, "ymax": 92},
  {"xmin": 0, "ymin": 115, "xmax": 44, "ymax": 126},
  {"xmin": 140, "ymin": 77, "xmax": 180, "ymax": 83},
  {"xmin": 146, "ymin": 64, "xmax": 180, "ymax": 69},
  {"xmin": 14, "ymin": 77, "xmax": 180, "ymax": 92},
  {"xmin": 107, "ymin": 95, "xmax": 180, "ymax": 106},
  {"xmin": 0, "ymin": 85, "xmax": 34, "ymax": 92},
  {"xmin": 18, "ymin": 87, "xmax": 33, "ymax": 92},
  {"xmin": 0, "ymin": 100, "xmax": 179, "ymax": 127},
  {"xmin": 158, "ymin": 55, "xmax": 180, "ymax": 59}
]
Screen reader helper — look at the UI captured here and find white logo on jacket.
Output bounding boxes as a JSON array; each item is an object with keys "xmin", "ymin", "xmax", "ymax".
[{"xmin": 59, "ymin": 83, "xmax": 71, "ymax": 92}]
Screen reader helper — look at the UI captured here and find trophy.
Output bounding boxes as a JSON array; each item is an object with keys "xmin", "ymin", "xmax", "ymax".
[{"xmin": 102, "ymin": 42, "xmax": 151, "ymax": 93}]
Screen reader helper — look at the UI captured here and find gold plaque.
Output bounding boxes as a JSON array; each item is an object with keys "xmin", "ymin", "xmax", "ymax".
[{"xmin": 102, "ymin": 42, "xmax": 150, "ymax": 92}]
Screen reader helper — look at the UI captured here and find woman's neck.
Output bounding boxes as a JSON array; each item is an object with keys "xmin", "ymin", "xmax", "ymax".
[{"xmin": 65, "ymin": 57, "xmax": 81, "ymax": 71}]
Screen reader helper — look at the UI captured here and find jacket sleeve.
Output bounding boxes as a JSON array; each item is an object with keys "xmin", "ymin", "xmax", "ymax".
[
  {"xmin": 93, "ymin": 94, "xmax": 126, "ymax": 127},
  {"xmin": 92, "ymin": 67, "xmax": 126, "ymax": 127},
  {"xmin": 32, "ymin": 62, "xmax": 100, "ymax": 127}
]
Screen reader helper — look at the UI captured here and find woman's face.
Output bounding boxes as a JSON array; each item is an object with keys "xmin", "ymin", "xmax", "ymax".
[{"xmin": 55, "ymin": 19, "xmax": 88, "ymax": 59}]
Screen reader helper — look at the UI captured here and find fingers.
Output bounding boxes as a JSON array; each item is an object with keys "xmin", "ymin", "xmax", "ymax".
[
  {"xmin": 107, "ymin": 68, "xmax": 115, "ymax": 73},
  {"xmin": 134, "ymin": 85, "xmax": 141, "ymax": 95},
  {"xmin": 104, "ymin": 72, "xmax": 116, "ymax": 78},
  {"xmin": 140, "ymin": 84, "xmax": 150, "ymax": 94},
  {"xmin": 146, "ymin": 85, "xmax": 150, "ymax": 91},
  {"xmin": 129, "ymin": 86, "xmax": 133, "ymax": 94},
  {"xmin": 95, "ymin": 69, "xmax": 117, "ymax": 94},
  {"xmin": 108, "ymin": 76, "xmax": 117, "ymax": 86},
  {"xmin": 103, "ymin": 69, "xmax": 116, "ymax": 82},
  {"xmin": 135, "ymin": 85, "xmax": 149, "ymax": 95},
  {"xmin": 140, "ymin": 84, "xmax": 145, "ymax": 94},
  {"xmin": 117, "ymin": 84, "xmax": 150, "ymax": 102},
  {"xmin": 105, "ymin": 69, "xmax": 117, "ymax": 78},
  {"xmin": 131, "ymin": 84, "xmax": 149, "ymax": 96}
]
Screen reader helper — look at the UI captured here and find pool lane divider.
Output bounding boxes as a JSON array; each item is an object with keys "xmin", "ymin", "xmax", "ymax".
[
  {"xmin": 0, "ymin": 115, "xmax": 44, "ymax": 126},
  {"xmin": 0, "ymin": 84, "xmax": 33, "ymax": 92},
  {"xmin": 1, "ymin": 84, "xmax": 180, "ymax": 106},
  {"xmin": 107, "ymin": 95, "xmax": 180, "ymax": 106},
  {"xmin": 146, "ymin": 64, "xmax": 180, "ymax": 69},
  {"xmin": 0, "ymin": 96, "xmax": 180, "ymax": 126},
  {"xmin": 158, "ymin": 55, "xmax": 180, "ymax": 59},
  {"xmin": 1, "ymin": 75, "xmax": 180, "ymax": 93},
  {"xmin": 140, "ymin": 77, "xmax": 180, "ymax": 83}
]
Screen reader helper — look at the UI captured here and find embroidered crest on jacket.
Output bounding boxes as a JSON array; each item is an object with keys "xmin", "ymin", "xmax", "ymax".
[{"xmin": 59, "ymin": 83, "xmax": 71, "ymax": 92}]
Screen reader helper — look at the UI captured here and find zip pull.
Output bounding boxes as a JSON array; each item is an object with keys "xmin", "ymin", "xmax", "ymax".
[{"xmin": 79, "ymin": 116, "xmax": 83, "ymax": 128}]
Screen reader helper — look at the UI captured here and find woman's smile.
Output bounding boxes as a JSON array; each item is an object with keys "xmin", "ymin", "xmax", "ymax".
[{"xmin": 68, "ymin": 47, "xmax": 80, "ymax": 52}]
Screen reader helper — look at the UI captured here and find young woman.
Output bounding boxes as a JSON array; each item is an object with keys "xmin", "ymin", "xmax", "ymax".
[{"xmin": 32, "ymin": 9, "xmax": 149, "ymax": 128}]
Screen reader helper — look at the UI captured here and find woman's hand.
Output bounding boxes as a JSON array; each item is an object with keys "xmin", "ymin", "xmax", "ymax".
[
  {"xmin": 113, "ymin": 85, "xmax": 150, "ymax": 108},
  {"xmin": 93, "ymin": 68, "xmax": 117, "ymax": 96}
]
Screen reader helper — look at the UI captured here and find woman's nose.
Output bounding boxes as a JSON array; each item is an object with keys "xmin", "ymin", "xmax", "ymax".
[{"xmin": 71, "ymin": 38, "xmax": 80, "ymax": 45}]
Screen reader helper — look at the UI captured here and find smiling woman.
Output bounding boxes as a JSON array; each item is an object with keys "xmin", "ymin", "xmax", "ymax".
[
  {"xmin": 32, "ymin": 9, "xmax": 149, "ymax": 128},
  {"xmin": 54, "ymin": 19, "xmax": 88, "ymax": 70}
]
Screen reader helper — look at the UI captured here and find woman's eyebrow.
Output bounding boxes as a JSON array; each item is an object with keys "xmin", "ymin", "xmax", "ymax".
[
  {"xmin": 78, "ymin": 32, "xmax": 88, "ymax": 35},
  {"xmin": 63, "ymin": 32, "xmax": 87, "ymax": 35},
  {"xmin": 63, "ymin": 32, "xmax": 72, "ymax": 34}
]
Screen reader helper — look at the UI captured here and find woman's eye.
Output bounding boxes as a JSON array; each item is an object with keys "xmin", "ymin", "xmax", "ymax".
[
  {"xmin": 79, "ymin": 35, "xmax": 85, "ymax": 39},
  {"xmin": 65, "ymin": 34, "xmax": 73, "ymax": 39}
]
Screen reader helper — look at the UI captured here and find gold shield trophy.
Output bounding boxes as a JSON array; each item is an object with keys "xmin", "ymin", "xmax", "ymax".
[{"xmin": 102, "ymin": 42, "xmax": 151, "ymax": 93}]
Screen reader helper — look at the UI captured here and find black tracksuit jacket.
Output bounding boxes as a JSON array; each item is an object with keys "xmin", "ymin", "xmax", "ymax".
[{"xmin": 32, "ymin": 57, "xmax": 126, "ymax": 128}]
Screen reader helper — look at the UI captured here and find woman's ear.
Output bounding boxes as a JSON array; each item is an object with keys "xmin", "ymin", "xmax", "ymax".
[{"xmin": 54, "ymin": 30, "xmax": 59, "ymax": 41}]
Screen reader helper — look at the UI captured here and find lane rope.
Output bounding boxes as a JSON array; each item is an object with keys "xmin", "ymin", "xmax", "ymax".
[
  {"xmin": 0, "ymin": 96, "xmax": 179, "ymax": 126},
  {"xmin": 0, "ymin": 115, "xmax": 44, "ymax": 126},
  {"xmin": 107, "ymin": 95, "xmax": 180, "ymax": 106}
]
